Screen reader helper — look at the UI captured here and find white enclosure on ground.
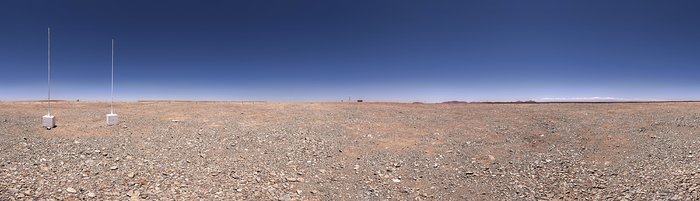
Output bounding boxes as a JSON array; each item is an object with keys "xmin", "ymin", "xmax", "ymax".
[
  {"xmin": 106, "ymin": 114, "xmax": 118, "ymax": 126},
  {"xmin": 42, "ymin": 115, "xmax": 54, "ymax": 129}
]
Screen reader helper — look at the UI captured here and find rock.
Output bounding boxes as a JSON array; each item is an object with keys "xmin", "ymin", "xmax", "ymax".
[
  {"xmin": 279, "ymin": 194, "xmax": 293, "ymax": 201},
  {"xmin": 87, "ymin": 192, "xmax": 96, "ymax": 198},
  {"xmin": 128, "ymin": 172, "xmax": 135, "ymax": 178},
  {"xmin": 127, "ymin": 190, "xmax": 141, "ymax": 200},
  {"xmin": 110, "ymin": 166, "xmax": 118, "ymax": 170},
  {"xmin": 392, "ymin": 178, "xmax": 401, "ymax": 182},
  {"xmin": 66, "ymin": 187, "xmax": 77, "ymax": 193}
]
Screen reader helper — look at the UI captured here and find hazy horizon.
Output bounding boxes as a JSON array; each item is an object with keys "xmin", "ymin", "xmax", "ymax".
[{"xmin": 2, "ymin": 1, "xmax": 700, "ymax": 102}]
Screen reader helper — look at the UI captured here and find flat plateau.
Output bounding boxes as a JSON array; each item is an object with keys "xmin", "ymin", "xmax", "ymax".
[{"xmin": 1, "ymin": 102, "xmax": 699, "ymax": 200}]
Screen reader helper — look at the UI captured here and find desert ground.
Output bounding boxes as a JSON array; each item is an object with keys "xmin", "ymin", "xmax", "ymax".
[{"xmin": 1, "ymin": 102, "xmax": 700, "ymax": 200}]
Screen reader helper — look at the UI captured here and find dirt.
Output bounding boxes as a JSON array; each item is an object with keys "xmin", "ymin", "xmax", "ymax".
[{"xmin": 1, "ymin": 102, "xmax": 700, "ymax": 200}]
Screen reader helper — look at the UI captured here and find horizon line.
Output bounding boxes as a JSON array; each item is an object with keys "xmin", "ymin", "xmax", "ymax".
[{"xmin": 3, "ymin": 99, "xmax": 700, "ymax": 104}]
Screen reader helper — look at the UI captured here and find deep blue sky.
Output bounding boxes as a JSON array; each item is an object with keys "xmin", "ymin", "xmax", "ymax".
[{"xmin": 1, "ymin": 0, "xmax": 699, "ymax": 102}]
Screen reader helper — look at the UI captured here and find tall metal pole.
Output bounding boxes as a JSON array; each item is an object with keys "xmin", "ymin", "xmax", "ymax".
[
  {"xmin": 111, "ymin": 39, "xmax": 114, "ymax": 114},
  {"xmin": 47, "ymin": 27, "xmax": 51, "ymax": 116}
]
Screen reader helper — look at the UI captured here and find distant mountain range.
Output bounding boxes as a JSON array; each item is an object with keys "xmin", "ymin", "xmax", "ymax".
[{"xmin": 441, "ymin": 97, "xmax": 697, "ymax": 104}]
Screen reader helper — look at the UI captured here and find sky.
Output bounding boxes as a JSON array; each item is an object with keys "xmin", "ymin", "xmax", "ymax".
[{"xmin": 1, "ymin": 0, "xmax": 700, "ymax": 102}]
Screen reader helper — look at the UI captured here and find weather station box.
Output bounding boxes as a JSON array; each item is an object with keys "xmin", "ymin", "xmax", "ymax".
[
  {"xmin": 42, "ymin": 115, "xmax": 55, "ymax": 129},
  {"xmin": 107, "ymin": 114, "xmax": 118, "ymax": 126}
]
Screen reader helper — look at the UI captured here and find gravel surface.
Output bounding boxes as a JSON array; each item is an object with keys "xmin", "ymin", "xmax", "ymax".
[{"xmin": 1, "ymin": 102, "xmax": 700, "ymax": 200}]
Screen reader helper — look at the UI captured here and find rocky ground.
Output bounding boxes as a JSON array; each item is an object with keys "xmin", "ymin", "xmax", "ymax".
[{"xmin": 1, "ymin": 102, "xmax": 700, "ymax": 200}]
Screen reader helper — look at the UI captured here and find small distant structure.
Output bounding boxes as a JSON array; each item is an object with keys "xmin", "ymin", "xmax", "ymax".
[
  {"xmin": 106, "ymin": 39, "xmax": 118, "ymax": 126},
  {"xmin": 357, "ymin": 100, "xmax": 363, "ymax": 102},
  {"xmin": 442, "ymin": 101, "xmax": 469, "ymax": 104},
  {"xmin": 42, "ymin": 27, "xmax": 55, "ymax": 130}
]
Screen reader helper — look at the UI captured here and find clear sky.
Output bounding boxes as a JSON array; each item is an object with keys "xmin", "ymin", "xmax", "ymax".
[{"xmin": 1, "ymin": 0, "xmax": 699, "ymax": 102}]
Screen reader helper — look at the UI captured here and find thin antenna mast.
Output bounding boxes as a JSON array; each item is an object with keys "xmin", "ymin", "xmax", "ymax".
[
  {"xmin": 47, "ymin": 27, "xmax": 51, "ymax": 116},
  {"xmin": 106, "ymin": 38, "xmax": 119, "ymax": 126},
  {"xmin": 111, "ymin": 39, "xmax": 114, "ymax": 114},
  {"xmin": 42, "ymin": 27, "xmax": 56, "ymax": 129}
]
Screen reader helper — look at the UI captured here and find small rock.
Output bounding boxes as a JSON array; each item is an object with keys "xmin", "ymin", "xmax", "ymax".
[
  {"xmin": 66, "ymin": 187, "xmax": 77, "ymax": 193},
  {"xmin": 279, "ymin": 194, "xmax": 293, "ymax": 201},
  {"xmin": 128, "ymin": 172, "xmax": 135, "ymax": 178},
  {"xmin": 110, "ymin": 166, "xmax": 118, "ymax": 170},
  {"xmin": 87, "ymin": 192, "xmax": 96, "ymax": 198},
  {"xmin": 127, "ymin": 191, "xmax": 141, "ymax": 200},
  {"xmin": 392, "ymin": 178, "xmax": 401, "ymax": 182}
]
